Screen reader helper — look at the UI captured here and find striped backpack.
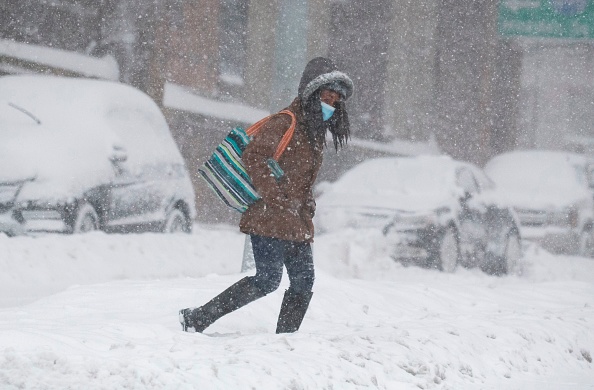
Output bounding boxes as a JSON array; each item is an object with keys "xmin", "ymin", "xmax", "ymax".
[{"xmin": 198, "ymin": 110, "xmax": 297, "ymax": 213}]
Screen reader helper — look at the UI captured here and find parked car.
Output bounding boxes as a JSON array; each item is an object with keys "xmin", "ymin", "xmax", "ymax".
[
  {"xmin": 315, "ymin": 156, "xmax": 522, "ymax": 275},
  {"xmin": 485, "ymin": 150, "xmax": 594, "ymax": 256},
  {"xmin": 0, "ymin": 75, "xmax": 196, "ymax": 236}
]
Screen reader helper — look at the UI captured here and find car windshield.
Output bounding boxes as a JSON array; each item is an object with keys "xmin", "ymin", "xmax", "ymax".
[{"xmin": 331, "ymin": 157, "xmax": 454, "ymax": 195}]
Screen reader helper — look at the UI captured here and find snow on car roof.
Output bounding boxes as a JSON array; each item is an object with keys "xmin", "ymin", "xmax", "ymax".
[
  {"xmin": 0, "ymin": 75, "xmax": 159, "ymax": 128},
  {"xmin": 317, "ymin": 155, "xmax": 462, "ymax": 212},
  {"xmin": 485, "ymin": 150, "xmax": 591, "ymax": 207},
  {"xmin": 330, "ymin": 155, "xmax": 457, "ymax": 194}
]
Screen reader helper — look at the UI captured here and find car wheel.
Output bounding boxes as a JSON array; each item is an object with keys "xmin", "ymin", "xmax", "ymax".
[
  {"xmin": 72, "ymin": 202, "xmax": 99, "ymax": 234},
  {"xmin": 481, "ymin": 230, "xmax": 522, "ymax": 276},
  {"xmin": 163, "ymin": 208, "xmax": 188, "ymax": 233},
  {"xmin": 436, "ymin": 227, "xmax": 459, "ymax": 273},
  {"xmin": 503, "ymin": 231, "xmax": 522, "ymax": 275},
  {"xmin": 578, "ymin": 228, "xmax": 594, "ymax": 257}
]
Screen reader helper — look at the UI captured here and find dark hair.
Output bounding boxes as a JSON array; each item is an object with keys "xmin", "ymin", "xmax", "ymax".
[{"xmin": 302, "ymin": 90, "xmax": 350, "ymax": 152}]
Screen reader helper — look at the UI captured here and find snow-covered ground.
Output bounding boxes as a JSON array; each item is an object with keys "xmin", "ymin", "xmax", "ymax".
[{"xmin": 1, "ymin": 225, "xmax": 593, "ymax": 389}]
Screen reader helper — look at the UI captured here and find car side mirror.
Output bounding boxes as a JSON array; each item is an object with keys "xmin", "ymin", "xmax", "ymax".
[
  {"xmin": 461, "ymin": 191, "xmax": 472, "ymax": 202},
  {"xmin": 109, "ymin": 145, "xmax": 128, "ymax": 163}
]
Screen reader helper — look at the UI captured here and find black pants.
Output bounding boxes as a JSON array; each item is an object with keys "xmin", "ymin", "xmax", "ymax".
[{"xmin": 250, "ymin": 234, "xmax": 315, "ymax": 295}]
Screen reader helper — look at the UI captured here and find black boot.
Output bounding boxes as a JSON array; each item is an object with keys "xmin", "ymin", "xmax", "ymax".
[
  {"xmin": 179, "ymin": 276, "xmax": 266, "ymax": 333},
  {"xmin": 275, "ymin": 290, "xmax": 313, "ymax": 334}
]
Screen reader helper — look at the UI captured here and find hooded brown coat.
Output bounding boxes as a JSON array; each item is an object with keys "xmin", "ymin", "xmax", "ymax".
[{"xmin": 239, "ymin": 98, "xmax": 324, "ymax": 242}]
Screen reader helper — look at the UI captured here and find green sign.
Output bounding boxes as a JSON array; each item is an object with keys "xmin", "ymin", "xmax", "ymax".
[{"xmin": 499, "ymin": 0, "xmax": 594, "ymax": 38}]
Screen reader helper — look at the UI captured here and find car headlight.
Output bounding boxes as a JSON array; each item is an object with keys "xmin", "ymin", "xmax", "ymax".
[
  {"xmin": 547, "ymin": 207, "xmax": 578, "ymax": 228},
  {"xmin": 0, "ymin": 184, "xmax": 20, "ymax": 204},
  {"xmin": 435, "ymin": 206, "xmax": 451, "ymax": 217}
]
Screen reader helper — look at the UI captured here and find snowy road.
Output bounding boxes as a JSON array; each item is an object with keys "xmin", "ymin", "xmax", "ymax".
[{"xmin": 0, "ymin": 226, "xmax": 593, "ymax": 389}]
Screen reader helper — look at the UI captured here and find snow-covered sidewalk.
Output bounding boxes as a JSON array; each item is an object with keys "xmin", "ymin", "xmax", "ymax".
[{"xmin": 0, "ymin": 226, "xmax": 593, "ymax": 389}]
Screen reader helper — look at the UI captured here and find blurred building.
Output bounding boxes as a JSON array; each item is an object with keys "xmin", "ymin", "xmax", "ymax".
[{"xmin": 499, "ymin": 0, "xmax": 594, "ymax": 154}]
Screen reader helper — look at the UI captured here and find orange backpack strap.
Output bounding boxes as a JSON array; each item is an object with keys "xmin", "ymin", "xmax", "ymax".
[{"xmin": 245, "ymin": 110, "xmax": 297, "ymax": 161}]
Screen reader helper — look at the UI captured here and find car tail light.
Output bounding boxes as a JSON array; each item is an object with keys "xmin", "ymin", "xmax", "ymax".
[{"xmin": 547, "ymin": 207, "xmax": 578, "ymax": 228}]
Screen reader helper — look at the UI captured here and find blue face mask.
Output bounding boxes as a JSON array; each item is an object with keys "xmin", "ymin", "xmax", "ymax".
[{"xmin": 321, "ymin": 101, "xmax": 335, "ymax": 121}]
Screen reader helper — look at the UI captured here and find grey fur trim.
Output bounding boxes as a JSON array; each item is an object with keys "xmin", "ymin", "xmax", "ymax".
[{"xmin": 301, "ymin": 71, "xmax": 354, "ymax": 102}]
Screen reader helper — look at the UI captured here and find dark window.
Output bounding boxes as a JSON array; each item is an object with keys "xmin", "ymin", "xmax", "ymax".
[{"xmin": 218, "ymin": 0, "xmax": 249, "ymax": 87}]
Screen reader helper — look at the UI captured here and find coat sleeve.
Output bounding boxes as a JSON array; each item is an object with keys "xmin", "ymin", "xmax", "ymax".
[{"xmin": 242, "ymin": 114, "xmax": 293, "ymax": 210}]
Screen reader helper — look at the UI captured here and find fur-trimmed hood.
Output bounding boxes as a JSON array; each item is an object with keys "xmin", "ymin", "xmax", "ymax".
[{"xmin": 298, "ymin": 57, "xmax": 354, "ymax": 102}]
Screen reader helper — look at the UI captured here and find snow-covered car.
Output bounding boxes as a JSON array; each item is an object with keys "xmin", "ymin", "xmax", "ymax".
[
  {"xmin": 485, "ymin": 150, "xmax": 594, "ymax": 256},
  {"xmin": 315, "ymin": 156, "xmax": 522, "ymax": 275},
  {"xmin": 0, "ymin": 75, "xmax": 196, "ymax": 236}
]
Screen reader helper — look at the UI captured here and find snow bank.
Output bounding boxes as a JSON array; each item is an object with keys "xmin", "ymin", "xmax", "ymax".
[
  {"xmin": 0, "ymin": 226, "xmax": 593, "ymax": 389},
  {"xmin": 0, "ymin": 225, "xmax": 242, "ymax": 307},
  {"xmin": 163, "ymin": 83, "xmax": 270, "ymax": 125}
]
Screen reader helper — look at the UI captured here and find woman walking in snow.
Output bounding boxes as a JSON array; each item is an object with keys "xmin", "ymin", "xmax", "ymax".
[{"xmin": 179, "ymin": 57, "xmax": 354, "ymax": 334}]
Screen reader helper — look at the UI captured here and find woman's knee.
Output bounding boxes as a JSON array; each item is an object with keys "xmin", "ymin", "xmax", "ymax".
[
  {"xmin": 253, "ymin": 273, "xmax": 282, "ymax": 294},
  {"xmin": 289, "ymin": 270, "xmax": 315, "ymax": 294}
]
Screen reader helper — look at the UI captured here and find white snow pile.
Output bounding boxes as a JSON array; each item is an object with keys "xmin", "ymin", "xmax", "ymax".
[
  {"xmin": 0, "ymin": 225, "xmax": 593, "ymax": 389},
  {"xmin": 163, "ymin": 82, "xmax": 270, "ymax": 125},
  {"xmin": 0, "ymin": 39, "xmax": 119, "ymax": 81}
]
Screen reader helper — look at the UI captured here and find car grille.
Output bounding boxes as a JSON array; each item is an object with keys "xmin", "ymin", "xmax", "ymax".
[
  {"xmin": 515, "ymin": 208, "xmax": 547, "ymax": 227},
  {"xmin": 318, "ymin": 207, "xmax": 393, "ymax": 232},
  {"xmin": 352, "ymin": 212, "xmax": 392, "ymax": 229}
]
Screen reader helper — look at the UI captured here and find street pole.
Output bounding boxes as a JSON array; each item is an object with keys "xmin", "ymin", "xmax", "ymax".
[{"xmin": 270, "ymin": 0, "xmax": 308, "ymax": 111}]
